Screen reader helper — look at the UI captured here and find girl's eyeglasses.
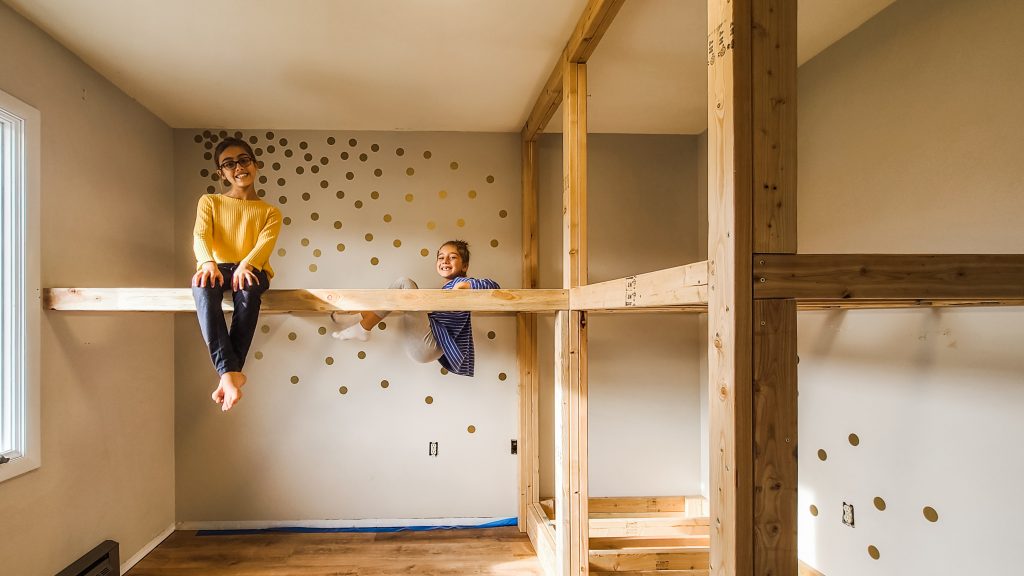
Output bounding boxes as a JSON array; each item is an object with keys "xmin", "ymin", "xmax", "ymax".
[{"xmin": 218, "ymin": 156, "xmax": 255, "ymax": 171}]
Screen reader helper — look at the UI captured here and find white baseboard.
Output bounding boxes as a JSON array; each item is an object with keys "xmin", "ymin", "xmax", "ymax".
[
  {"xmin": 177, "ymin": 516, "xmax": 511, "ymax": 531},
  {"xmin": 120, "ymin": 522, "xmax": 175, "ymax": 575}
]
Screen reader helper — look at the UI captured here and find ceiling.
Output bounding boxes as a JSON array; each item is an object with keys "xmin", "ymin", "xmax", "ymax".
[{"xmin": 5, "ymin": 0, "xmax": 896, "ymax": 134}]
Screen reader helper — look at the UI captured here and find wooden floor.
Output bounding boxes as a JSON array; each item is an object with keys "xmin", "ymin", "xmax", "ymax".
[{"xmin": 126, "ymin": 527, "xmax": 545, "ymax": 576}]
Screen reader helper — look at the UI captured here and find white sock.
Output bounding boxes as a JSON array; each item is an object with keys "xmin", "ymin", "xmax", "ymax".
[{"xmin": 332, "ymin": 323, "xmax": 370, "ymax": 342}]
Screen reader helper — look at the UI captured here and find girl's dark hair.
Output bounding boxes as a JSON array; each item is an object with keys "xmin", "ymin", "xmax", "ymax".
[
  {"xmin": 440, "ymin": 240, "xmax": 471, "ymax": 265},
  {"xmin": 213, "ymin": 136, "xmax": 256, "ymax": 169}
]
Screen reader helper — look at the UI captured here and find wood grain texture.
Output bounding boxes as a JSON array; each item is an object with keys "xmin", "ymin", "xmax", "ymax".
[
  {"xmin": 752, "ymin": 299, "xmax": 798, "ymax": 576},
  {"xmin": 519, "ymin": 131, "xmax": 541, "ymax": 533},
  {"xmin": 125, "ymin": 528, "xmax": 544, "ymax": 576},
  {"xmin": 589, "ymin": 547, "xmax": 710, "ymax": 572},
  {"xmin": 755, "ymin": 254, "xmax": 1024, "ymax": 300},
  {"xmin": 570, "ymin": 262, "xmax": 708, "ymax": 310},
  {"xmin": 529, "ymin": 502, "xmax": 558, "ymax": 576},
  {"xmin": 522, "ymin": 0, "xmax": 625, "ymax": 140},
  {"xmin": 44, "ymin": 288, "xmax": 568, "ymax": 313},
  {"xmin": 751, "ymin": 0, "xmax": 797, "ymax": 253},
  {"xmin": 707, "ymin": 0, "xmax": 754, "ymax": 575}
]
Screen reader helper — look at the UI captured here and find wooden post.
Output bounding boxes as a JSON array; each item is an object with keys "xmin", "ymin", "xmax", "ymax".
[
  {"xmin": 555, "ymin": 58, "xmax": 589, "ymax": 575},
  {"xmin": 707, "ymin": 0, "xmax": 797, "ymax": 575},
  {"xmin": 518, "ymin": 133, "xmax": 541, "ymax": 532}
]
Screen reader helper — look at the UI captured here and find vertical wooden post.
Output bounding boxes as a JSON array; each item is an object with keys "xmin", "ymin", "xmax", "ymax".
[
  {"xmin": 707, "ymin": 0, "xmax": 797, "ymax": 575},
  {"xmin": 555, "ymin": 59, "xmax": 589, "ymax": 575},
  {"xmin": 518, "ymin": 133, "xmax": 541, "ymax": 532}
]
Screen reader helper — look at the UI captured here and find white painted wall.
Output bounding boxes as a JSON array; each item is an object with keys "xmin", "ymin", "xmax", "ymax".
[
  {"xmin": 173, "ymin": 130, "xmax": 523, "ymax": 522},
  {"xmin": 796, "ymin": 0, "xmax": 1024, "ymax": 573},
  {"xmin": 537, "ymin": 133, "xmax": 704, "ymax": 498},
  {"xmin": 0, "ymin": 4, "xmax": 176, "ymax": 575}
]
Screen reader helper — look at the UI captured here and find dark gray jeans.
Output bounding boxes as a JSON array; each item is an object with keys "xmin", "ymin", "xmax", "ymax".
[{"xmin": 192, "ymin": 263, "xmax": 270, "ymax": 375}]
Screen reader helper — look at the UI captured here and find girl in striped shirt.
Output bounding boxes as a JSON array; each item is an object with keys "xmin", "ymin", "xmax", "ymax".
[{"xmin": 332, "ymin": 240, "xmax": 498, "ymax": 376}]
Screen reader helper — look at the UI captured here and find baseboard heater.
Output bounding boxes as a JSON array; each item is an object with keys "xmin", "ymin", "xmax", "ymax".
[{"xmin": 56, "ymin": 540, "xmax": 119, "ymax": 576}]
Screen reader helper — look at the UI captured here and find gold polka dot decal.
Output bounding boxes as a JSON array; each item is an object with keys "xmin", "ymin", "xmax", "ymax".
[
  {"xmin": 370, "ymin": 191, "xmax": 380, "ymax": 200},
  {"xmin": 290, "ymin": 376, "xmax": 299, "ymax": 384},
  {"xmin": 359, "ymin": 153, "xmax": 368, "ymax": 162},
  {"xmin": 468, "ymin": 190, "xmax": 477, "ymax": 199},
  {"xmin": 490, "ymin": 239, "xmax": 499, "ymax": 248},
  {"xmin": 288, "ymin": 332, "xmax": 297, "ymax": 341},
  {"xmin": 383, "ymin": 214, "xmax": 392, "ymax": 223},
  {"xmin": 809, "ymin": 505, "xmax": 818, "ymax": 517},
  {"xmin": 427, "ymin": 221, "xmax": 436, "ymax": 230},
  {"xmin": 396, "ymin": 147, "xmax": 405, "ymax": 156},
  {"xmin": 310, "ymin": 213, "xmax": 319, "ymax": 221},
  {"xmin": 378, "ymin": 322, "xmax": 386, "ymax": 330},
  {"xmin": 261, "ymin": 325, "xmax": 270, "ymax": 334},
  {"xmin": 423, "ymin": 150, "xmax": 432, "ymax": 159},
  {"xmin": 486, "ymin": 175, "xmax": 495, "ymax": 183},
  {"xmin": 374, "ymin": 169, "xmax": 383, "ymax": 177},
  {"xmin": 327, "ymin": 136, "xmax": 336, "ymax": 145},
  {"xmin": 301, "ymin": 238, "xmax": 310, "ymax": 247},
  {"xmin": 334, "ymin": 220, "xmax": 343, "ymax": 229},
  {"xmin": 420, "ymin": 248, "xmax": 430, "ymax": 257},
  {"xmin": 371, "ymin": 257, "xmax": 380, "ymax": 266},
  {"xmin": 849, "ymin": 433, "xmax": 860, "ymax": 446},
  {"xmin": 278, "ymin": 248, "xmax": 286, "ymax": 257},
  {"xmin": 487, "ymin": 331, "xmax": 496, "ymax": 339},
  {"xmin": 325, "ymin": 356, "xmax": 334, "ymax": 366},
  {"xmin": 393, "ymin": 240, "xmax": 402, "ymax": 248},
  {"xmin": 371, "ymin": 144, "xmax": 379, "ymax": 152},
  {"xmin": 923, "ymin": 506, "xmax": 939, "ymax": 523},
  {"xmin": 357, "ymin": 351, "xmax": 366, "ymax": 359},
  {"xmin": 817, "ymin": 449, "xmax": 827, "ymax": 461},
  {"xmin": 308, "ymin": 264, "xmax": 317, "ymax": 272},
  {"xmin": 439, "ymin": 190, "xmax": 447, "ymax": 199},
  {"xmin": 348, "ymin": 138, "xmax": 357, "ymax": 147},
  {"xmin": 346, "ymin": 172, "xmax": 355, "ymax": 180},
  {"xmin": 425, "ymin": 396, "xmax": 434, "ymax": 405},
  {"xmin": 406, "ymin": 168, "xmax": 415, "ymax": 176},
  {"xmin": 354, "ymin": 200, "xmax": 363, "ymax": 208},
  {"xmin": 498, "ymin": 372, "xmax": 507, "ymax": 381},
  {"xmin": 318, "ymin": 327, "xmax": 327, "ymax": 335},
  {"xmin": 365, "ymin": 233, "xmax": 374, "ymax": 242},
  {"xmin": 456, "ymin": 218, "xmax": 465, "ymax": 227},
  {"xmin": 467, "ymin": 425, "xmax": 476, "ymax": 434},
  {"xmin": 873, "ymin": 497, "xmax": 886, "ymax": 511},
  {"xmin": 405, "ymin": 193, "xmax": 414, "ymax": 202},
  {"xmin": 380, "ymin": 379, "xmax": 389, "ymax": 389},
  {"xmin": 450, "ymin": 161, "xmax": 459, "ymax": 170},
  {"xmin": 336, "ymin": 190, "xmax": 345, "ymax": 199},
  {"xmin": 867, "ymin": 546, "xmax": 880, "ymax": 560},
  {"xmin": 337, "ymin": 243, "xmax": 346, "ymax": 252},
  {"xmin": 313, "ymin": 249, "xmax": 322, "ymax": 257},
  {"xmin": 277, "ymin": 178, "xmax": 286, "ymax": 187},
  {"xmin": 440, "ymin": 368, "xmax": 449, "ymax": 375},
  {"xmin": 340, "ymin": 152, "xmax": 349, "ymax": 160},
  {"xmin": 254, "ymin": 351, "xmax": 264, "ymax": 360},
  {"xmin": 338, "ymin": 386, "xmax": 348, "ymax": 395},
  {"xmin": 283, "ymin": 216, "xmax": 292, "ymax": 225}
]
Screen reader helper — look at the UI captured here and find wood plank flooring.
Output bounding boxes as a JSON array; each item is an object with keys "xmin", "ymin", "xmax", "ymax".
[{"xmin": 126, "ymin": 527, "xmax": 544, "ymax": 576}]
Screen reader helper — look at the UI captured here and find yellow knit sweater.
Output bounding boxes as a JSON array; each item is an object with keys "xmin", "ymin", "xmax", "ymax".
[{"xmin": 193, "ymin": 194, "xmax": 282, "ymax": 278}]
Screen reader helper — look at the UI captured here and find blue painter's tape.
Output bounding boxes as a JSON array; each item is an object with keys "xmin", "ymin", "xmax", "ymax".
[{"xmin": 196, "ymin": 517, "xmax": 518, "ymax": 537}]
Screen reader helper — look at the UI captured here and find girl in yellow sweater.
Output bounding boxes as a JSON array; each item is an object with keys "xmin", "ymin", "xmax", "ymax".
[{"xmin": 192, "ymin": 137, "xmax": 282, "ymax": 411}]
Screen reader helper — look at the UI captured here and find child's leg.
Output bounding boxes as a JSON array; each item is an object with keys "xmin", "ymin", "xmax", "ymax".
[
  {"xmin": 400, "ymin": 311, "xmax": 443, "ymax": 363},
  {"xmin": 334, "ymin": 277, "xmax": 418, "ymax": 341},
  {"xmin": 192, "ymin": 265, "xmax": 241, "ymax": 375},
  {"xmin": 228, "ymin": 267, "xmax": 270, "ymax": 369}
]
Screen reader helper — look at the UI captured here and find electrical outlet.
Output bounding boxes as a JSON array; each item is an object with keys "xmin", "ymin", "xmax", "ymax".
[
  {"xmin": 842, "ymin": 502, "xmax": 855, "ymax": 527},
  {"xmin": 428, "ymin": 442, "xmax": 438, "ymax": 457},
  {"xmin": 511, "ymin": 440, "xmax": 518, "ymax": 455}
]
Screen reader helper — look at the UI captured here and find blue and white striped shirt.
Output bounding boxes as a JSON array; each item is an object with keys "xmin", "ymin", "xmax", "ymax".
[{"xmin": 428, "ymin": 277, "xmax": 500, "ymax": 376}]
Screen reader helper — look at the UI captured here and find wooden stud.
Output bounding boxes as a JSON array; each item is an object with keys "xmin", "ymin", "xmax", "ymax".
[
  {"xmin": 570, "ymin": 261, "xmax": 708, "ymax": 310},
  {"xmin": 43, "ymin": 288, "xmax": 567, "ymax": 313},
  {"xmin": 519, "ymin": 135, "xmax": 542, "ymax": 532},
  {"xmin": 707, "ymin": 0, "xmax": 754, "ymax": 574},
  {"xmin": 755, "ymin": 254, "xmax": 1024, "ymax": 301}
]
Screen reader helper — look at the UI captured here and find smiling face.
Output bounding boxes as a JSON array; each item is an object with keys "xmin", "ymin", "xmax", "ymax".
[
  {"xmin": 436, "ymin": 243, "xmax": 468, "ymax": 280},
  {"xmin": 216, "ymin": 145, "xmax": 257, "ymax": 190}
]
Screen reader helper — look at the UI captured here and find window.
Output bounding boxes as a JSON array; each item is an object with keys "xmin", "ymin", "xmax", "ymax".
[{"xmin": 0, "ymin": 89, "xmax": 40, "ymax": 483}]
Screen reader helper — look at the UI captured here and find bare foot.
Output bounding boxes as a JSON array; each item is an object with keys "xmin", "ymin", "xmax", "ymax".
[{"xmin": 212, "ymin": 371, "xmax": 247, "ymax": 411}]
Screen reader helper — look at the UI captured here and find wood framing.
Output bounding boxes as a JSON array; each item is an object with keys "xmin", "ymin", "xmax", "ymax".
[
  {"xmin": 707, "ymin": 0, "xmax": 798, "ymax": 575},
  {"xmin": 43, "ymin": 288, "xmax": 567, "ymax": 313},
  {"xmin": 522, "ymin": 0, "xmax": 626, "ymax": 140},
  {"xmin": 755, "ymin": 254, "xmax": 1024, "ymax": 301},
  {"xmin": 570, "ymin": 261, "xmax": 708, "ymax": 311},
  {"xmin": 518, "ymin": 135, "xmax": 541, "ymax": 532}
]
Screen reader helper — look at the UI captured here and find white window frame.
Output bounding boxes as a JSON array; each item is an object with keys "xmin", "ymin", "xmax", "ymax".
[{"xmin": 0, "ymin": 89, "xmax": 40, "ymax": 484}]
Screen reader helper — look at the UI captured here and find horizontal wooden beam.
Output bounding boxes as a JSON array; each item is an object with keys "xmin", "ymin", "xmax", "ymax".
[
  {"xmin": 591, "ymin": 536, "xmax": 712, "ymax": 549},
  {"xmin": 589, "ymin": 515, "xmax": 710, "ymax": 539},
  {"xmin": 570, "ymin": 261, "xmax": 709, "ymax": 311},
  {"xmin": 44, "ymin": 288, "xmax": 568, "ymax": 313},
  {"xmin": 755, "ymin": 254, "xmax": 1024, "ymax": 301},
  {"xmin": 589, "ymin": 546, "xmax": 710, "ymax": 572},
  {"xmin": 522, "ymin": 0, "xmax": 626, "ymax": 140}
]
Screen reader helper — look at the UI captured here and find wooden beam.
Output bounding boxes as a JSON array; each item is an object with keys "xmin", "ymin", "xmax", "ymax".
[
  {"xmin": 589, "ymin": 516, "xmax": 710, "ymax": 539},
  {"xmin": 555, "ymin": 56, "xmax": 590, "ymax": 576},
  {"xmin": 528, "ymin": 502, "xmax": 558, "ymax": 576},
  {"xmin": 518, "ymin": 136, "xmax": 541, "ymax": 532},
  {"xmin": 589, "ymin": 547, "xmax": 710, "ymax": 572},
  {"xmin": 522, "ymin": 0, "xmax": 626, "ymax": 140},
  {"xmin": 755, "ymin": 254, "xmax": 1024, "ymax": 300},
  {"xmin": 591, "ymin": 537, "xmax": 712, "ymax": 549},
  {"xmin": 796, "ymin": 297, "xmax": 1024, "ymax": 310},
  {"xmin": 570, "ymin": 262, "xmax": 708, "ymax": 310},
  {"xmin": 43, "ymin": 288, "xmax": 568, "ymax": 313}
]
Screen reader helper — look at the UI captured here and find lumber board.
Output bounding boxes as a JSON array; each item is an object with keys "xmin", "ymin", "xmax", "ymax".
[
  {"xmin": 522, "ymin": 0, "xmax": 626, "ymax": 140},
  {"xmin": 570, "ymin": 262, "xmax": 708, "ymax": 310},
  {"xmin": 588, "ymin": 497, "xmax": 687, "ymax": 514},
  {"xmin": 752, "ymin": 299, "xmax": 798, "ymax": 576},
  {"xmin": 43, "ymin": 288, "xmax": 568, "ymax": 313},
  {"xmin": 519, "ymin": 128, "xmax": 541, "ymax": 533},
  {"xmin": 529, "ymin": 502, "xmax": 558, "ymax": 576},
  {"xmin": 707, "ymin": 0, "xmax": 754, "ymax": 575},
  {"xmin": 589, "ymin": 516, "xmax": 710, "ymax": 539},
  {"xmin": 592, "ymin": 572, "xmax": 710, "ymax": 576},
  {"xmin": 589, "ymin": 547, "xmax": 710, "ymax": 572},
  {"xmin": 590, "ymin": 537, "xmax": 712, "ymax": 550},
  {"xmin": 755, "ymin": 254, "xmax": 1024, "ymax": 300}
]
